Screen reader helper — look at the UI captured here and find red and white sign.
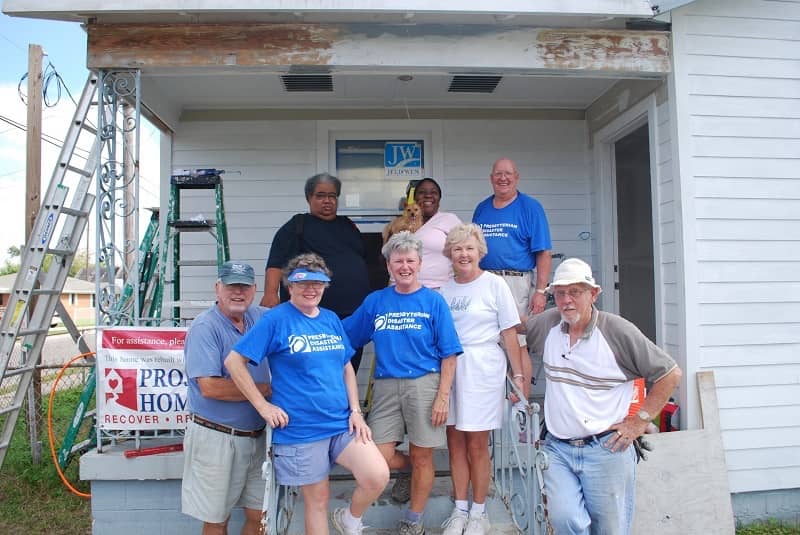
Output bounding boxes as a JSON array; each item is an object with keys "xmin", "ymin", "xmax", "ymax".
[{"xmin": 97, "ymin": 327, "xmax": 189, "ymax": 430}]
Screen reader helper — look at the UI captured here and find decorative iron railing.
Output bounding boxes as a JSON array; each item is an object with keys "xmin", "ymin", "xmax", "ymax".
[{"xmin": 258, "ymin": 375, "xmax": 549, "ymax": 534}]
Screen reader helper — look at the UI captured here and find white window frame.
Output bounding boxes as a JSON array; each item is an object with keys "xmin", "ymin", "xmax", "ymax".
[{"xmin": 316, "ymin": 119, "xmax": 444, "ymax": 210}]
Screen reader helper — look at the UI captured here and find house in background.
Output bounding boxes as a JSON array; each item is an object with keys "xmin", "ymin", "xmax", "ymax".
[
  {"xmin": 3, "ymin": 0, "xmax": 799, "ymax": 529},
  {"xmin": 0, "ymin": 274, "xmax": 95, "ymax": 323}
]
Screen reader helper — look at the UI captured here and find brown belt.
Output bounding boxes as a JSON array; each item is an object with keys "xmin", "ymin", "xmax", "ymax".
[
  {"xmin": 190, "ymin": 414, "xmax": 264, "ymax": 438},
  {"xmin": 547, "ymin": 429, "xmax": 616, "ymax": 447},
  {"xmin": 489, "ymin": 269, "xmax": 528, "ymax": 277}
]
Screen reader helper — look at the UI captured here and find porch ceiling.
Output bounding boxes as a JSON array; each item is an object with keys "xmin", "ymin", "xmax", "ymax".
[{"xmin": 142, "ymin": 70, "xmax": 619, "ymax": 112}]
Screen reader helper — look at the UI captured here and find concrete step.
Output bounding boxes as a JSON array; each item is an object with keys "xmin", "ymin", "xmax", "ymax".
[{"xmin": 282, "ymin": 473, "xmax": 520, "ymax": 534}]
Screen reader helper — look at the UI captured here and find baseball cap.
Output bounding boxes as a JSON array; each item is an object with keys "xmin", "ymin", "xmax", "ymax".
[
  {"xmin": 548, "ymin": 258, "xmax": 600, "ymax": 290},
  {"xmin": 218, "ymin": 261, "xmax": 255, "ymax": 285},
  {"xmin": 287, "ymin": 268, "xmax": 331, "ymax": 283}
]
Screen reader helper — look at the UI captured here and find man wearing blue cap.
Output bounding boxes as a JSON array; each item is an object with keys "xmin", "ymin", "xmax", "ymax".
[{"xmin": 182, "ymin": 261, "xmax": 271, "ymax": 535}]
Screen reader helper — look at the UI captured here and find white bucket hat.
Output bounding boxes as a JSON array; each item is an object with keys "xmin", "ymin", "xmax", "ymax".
[{"xmin": 548, "ymin": 258, "xmax": 601, "ymax": 290}]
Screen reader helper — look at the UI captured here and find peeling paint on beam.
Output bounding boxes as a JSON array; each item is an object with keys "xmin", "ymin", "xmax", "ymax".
[
  {"xmin": 88, "ymin": 23, "xmax": 340, "ymax": 67},
  {"xmin": 537, "ymin": 29, "xmax": 670, "ymax": 73},
  {"xmin": 88, "ymin": 23, "xmax": 670, "ymax": 75}
]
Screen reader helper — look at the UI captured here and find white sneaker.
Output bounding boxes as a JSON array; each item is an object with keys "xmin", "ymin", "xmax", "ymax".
[
  {"xmin": 464, "ymin": 512, "xmax": 490, "ymax": 535},
  {"xmin": 331, "ymin": 507, "xmax": 365, "ymax": 535},
  {"xmin": 441, "ymin": 507, "xmax": 469, "ymax": 535}
]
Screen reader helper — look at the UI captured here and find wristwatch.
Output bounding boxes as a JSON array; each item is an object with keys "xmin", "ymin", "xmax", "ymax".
[{"xmin": 636, "ymin": 409, "xmax": 652, "ymax": 422}]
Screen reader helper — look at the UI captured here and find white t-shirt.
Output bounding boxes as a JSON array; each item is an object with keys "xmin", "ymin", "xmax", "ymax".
[{"xmin": 440, "ymin": 271, "xmax": 521, "ymax": 430}]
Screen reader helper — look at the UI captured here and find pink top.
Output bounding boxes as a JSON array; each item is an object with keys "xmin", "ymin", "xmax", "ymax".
[{"xmin": 414, "ymin": 211, "xmax": 462, "ymax": 288}]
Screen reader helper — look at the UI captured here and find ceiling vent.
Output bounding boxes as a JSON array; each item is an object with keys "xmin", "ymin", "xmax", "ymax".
[
  {"xmin": 280, "ymin": 74, "xmax": 334, "ymax": 92},
  {"xmin": 448, "ymin": 75, "xmax": 503, "ymax": 94}
]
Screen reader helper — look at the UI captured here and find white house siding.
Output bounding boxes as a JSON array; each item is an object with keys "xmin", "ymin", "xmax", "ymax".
[
  {"xmin": 655, "ymin": 93, "xmax": 682, "ymax": 361},
  {"xmin": 671, "ymin": 0, "xmax": 800, "ymax": 494},
  {"xmin": 169, "ymin": 118, "xmax": 592, "ymax": 304}
]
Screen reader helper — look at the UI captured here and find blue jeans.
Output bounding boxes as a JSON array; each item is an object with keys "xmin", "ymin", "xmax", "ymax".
[{"xmin": 543, "ymin": 435, "xmax": 636, "ymax": 535}]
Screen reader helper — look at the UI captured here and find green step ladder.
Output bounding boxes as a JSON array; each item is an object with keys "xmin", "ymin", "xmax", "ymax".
[{"xmin": 156, "ymin": 170, "xmax": 231, "ymax": 324}]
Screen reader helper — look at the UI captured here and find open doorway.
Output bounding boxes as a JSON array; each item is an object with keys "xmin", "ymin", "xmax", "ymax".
[{"xmin": 613, "ymin": 123, "xmax": 656, "ymax": 341}]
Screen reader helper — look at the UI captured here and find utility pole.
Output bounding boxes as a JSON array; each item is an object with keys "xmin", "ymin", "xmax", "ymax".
[{"xmin": 25, "ymin": 44, "xmax": 44, "ymax": 465}]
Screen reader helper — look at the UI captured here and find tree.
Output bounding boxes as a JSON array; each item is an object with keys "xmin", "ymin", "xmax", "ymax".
[
  {"xmin": 69, "ymin": 250, "xmax": 93, "ymax": 278},
  {"xmin": 0, "ymin": 246, "xmax": 21, "ymax": 275}
]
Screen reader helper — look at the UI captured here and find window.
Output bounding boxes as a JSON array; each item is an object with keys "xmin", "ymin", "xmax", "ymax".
[
  {"xmin": 90, "ymin": 294, "xmax": 96, "ymax": 308},
  {"xmin": 69, "ymin": 293, "xmax": 76, "ymax": 305},
  {"xmin": 335, "ymin": 139, "xmax": 425, "ymax": 211},
  {"xmin": 318, "ymin": 120, "xmax": 442, "ymax": 217}
]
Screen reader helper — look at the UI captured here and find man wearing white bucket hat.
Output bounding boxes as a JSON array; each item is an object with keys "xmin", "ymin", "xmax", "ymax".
[{"xmin": 525, "ymin": 258, "xmax": 682, "ymax": 535}]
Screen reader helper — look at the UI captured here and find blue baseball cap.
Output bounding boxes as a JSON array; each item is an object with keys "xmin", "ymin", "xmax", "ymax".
[
  {"xmin": 218, "ymin": 261, "xmax": 255, "ymax": 285},
  {"xmin": 287, "ymin": 268, "xmax": 331, "ymax": 283}
]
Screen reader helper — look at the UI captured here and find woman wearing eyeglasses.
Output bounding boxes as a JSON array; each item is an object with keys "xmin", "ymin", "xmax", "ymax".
[
  {"xmin": 261, "ymin": 173, "xmax": 373, "ymax": 373},
  {"xmin": 226, "ymin": 253, "xmax": 389, "ymax": 535}
]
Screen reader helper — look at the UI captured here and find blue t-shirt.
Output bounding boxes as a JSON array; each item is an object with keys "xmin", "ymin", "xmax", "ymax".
[
  {"xmin": 234, "ymin": 302, "xmax": 354, "ymax": 445},
  {"xmin": 185, "ymin": 304, "xmax": 270, "ymax": 431},
  {"xmin": 343, "ymin": 286, "xmax": 462, "ymax": 379},
  {"xmin": 472, "ymin": 192, "xmax": 552, "ymax": 271}
]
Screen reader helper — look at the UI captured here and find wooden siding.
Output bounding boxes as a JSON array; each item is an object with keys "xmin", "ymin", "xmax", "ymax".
[
  {"xmin": 656, "ymin": 97, "xmax": 681, "ymax": 359},
  {"xmin": 169, "ymin": 118, "xmax": 591, "ymax": 305},
  {"xmin": 671, "ymin": 0, "xmax": 800, "ymax": 493}
]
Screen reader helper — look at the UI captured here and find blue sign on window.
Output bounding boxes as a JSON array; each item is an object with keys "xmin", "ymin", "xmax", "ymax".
[{"xmin": 384, "ymin": 142, "xmax": 422, "ymax": 177}]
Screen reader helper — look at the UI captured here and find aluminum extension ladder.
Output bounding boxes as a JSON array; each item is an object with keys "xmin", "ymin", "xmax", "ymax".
[
  {"xmin": 55, "ymin": 210, "xmax": 163, "ymax": 470},
  {"xmin": 0, "ymin": 74, "xmax": 100, "ymax": 469},
  {"xmin": 154, "ymin": 170, "xmax": 230, "ymax": 323}
]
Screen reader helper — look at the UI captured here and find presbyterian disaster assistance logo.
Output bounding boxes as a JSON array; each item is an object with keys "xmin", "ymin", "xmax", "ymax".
[
  {"xmin": 288, "ymin": 333, "xmax": 346, "ymax": 354},
  {"xmin": 288, "ymin": 335, "xmax": 311, "ymax": 353},
  {"xmin": 373, "ymin": 311, "xmax": 430, "ymax": 331}
]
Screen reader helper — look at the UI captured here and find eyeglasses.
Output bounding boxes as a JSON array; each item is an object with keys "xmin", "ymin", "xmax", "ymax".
[
  {"xmin": 415, "ymin": 188, "xmax": 440, "ymax": 197},
  {"xmin": 491, "ymin": 171, "xmax": 516, "ymax": 179},
  {"xmin": 293, "ymin": 281, "xmax": 326, "ymax": 290},
  {"xmin": 312, "ymin": 192, "xmax": 338, "ymax": 201},
  {"xmin": 553, "ymin": 288, "xmax": 591, "ymax": 300}
]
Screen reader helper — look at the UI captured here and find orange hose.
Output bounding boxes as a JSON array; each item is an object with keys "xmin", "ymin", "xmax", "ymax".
[{"xmin": 47, "ymin": 351, "xmax": 95, "ymax": 499}]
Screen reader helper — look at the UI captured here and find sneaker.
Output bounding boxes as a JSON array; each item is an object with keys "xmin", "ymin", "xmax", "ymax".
[
  {"xmin": 391, "ymin": 472, "xmax": 411, "ymax": 503},
  {"xmin": 441, "ymin": 507, "xmax": 469, "ymax": 535},
  {"xmin": 331, "ymin": 507, "xmax": 364, "ymax": 535},
  {"xmin": 464, "ymin": 512, "xmax": 490, "ymax": 535},
  {"xmin": 397, "ymin": 519, "xmax": 426, "ymax": 535}
]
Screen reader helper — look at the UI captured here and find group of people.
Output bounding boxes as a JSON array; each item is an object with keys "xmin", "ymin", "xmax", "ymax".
[{"xmin": 180, "ymin": 158, "xmax": 682, "ymax": 535}]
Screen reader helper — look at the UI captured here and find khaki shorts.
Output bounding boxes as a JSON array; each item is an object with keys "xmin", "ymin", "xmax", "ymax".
[
  {"xmin": 368, "ymin": 373, "xmax": 445, "ymax": 448},
  {"xmin": 496, "ymin": 271, "xmax": 533, "ymax": 347},
  {"xmin": 181, "ymin": 421, "xmax": 266, "ymax": 523}
]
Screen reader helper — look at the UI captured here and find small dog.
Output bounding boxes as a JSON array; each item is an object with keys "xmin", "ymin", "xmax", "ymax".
[{"xmin": 383, "ymin": 202, "xmax": 423, "ymax": 244}]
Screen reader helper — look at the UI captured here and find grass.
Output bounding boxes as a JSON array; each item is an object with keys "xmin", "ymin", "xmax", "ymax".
[
  {"xmin": 738, "ymin": 520, "xmax": 800, "ymax": 535},
  {"xmin": 0, "ymin": 386, "xmax": 92, "ymax": 534}
]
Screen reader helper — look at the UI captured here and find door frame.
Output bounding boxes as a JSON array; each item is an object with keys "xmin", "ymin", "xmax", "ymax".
[{"xmin": 593, "ymin": 93, "xmax": 663, "ymax": 345}]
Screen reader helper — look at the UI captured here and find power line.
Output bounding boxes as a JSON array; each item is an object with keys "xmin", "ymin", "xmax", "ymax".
[
  {"xmin": 17, "ymin": 59, "xmax": 79, "ymax": 108},
  {"xmin": 0, "ymin": 113, "xmax": 78, "ymax": 152}
]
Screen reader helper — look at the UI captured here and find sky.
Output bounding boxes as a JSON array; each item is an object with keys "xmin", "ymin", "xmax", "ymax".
[{"xmin": 0, "ymin": 3, "xmax": 160, "ymax": 264}]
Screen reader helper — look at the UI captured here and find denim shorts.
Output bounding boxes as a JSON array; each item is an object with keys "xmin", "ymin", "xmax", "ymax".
[{"xmin": 273, "ymin": 431, "xmax": 355, "ymax": 486}]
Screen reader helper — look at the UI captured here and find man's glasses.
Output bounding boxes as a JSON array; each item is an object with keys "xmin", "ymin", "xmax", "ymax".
[
  {"xmin": 491, "ymin": 171, "xmax": 516, "ymax": 179},
  {"xmin": 553, "ymin": 288, "xmax": 590, "ymax": 300}
]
